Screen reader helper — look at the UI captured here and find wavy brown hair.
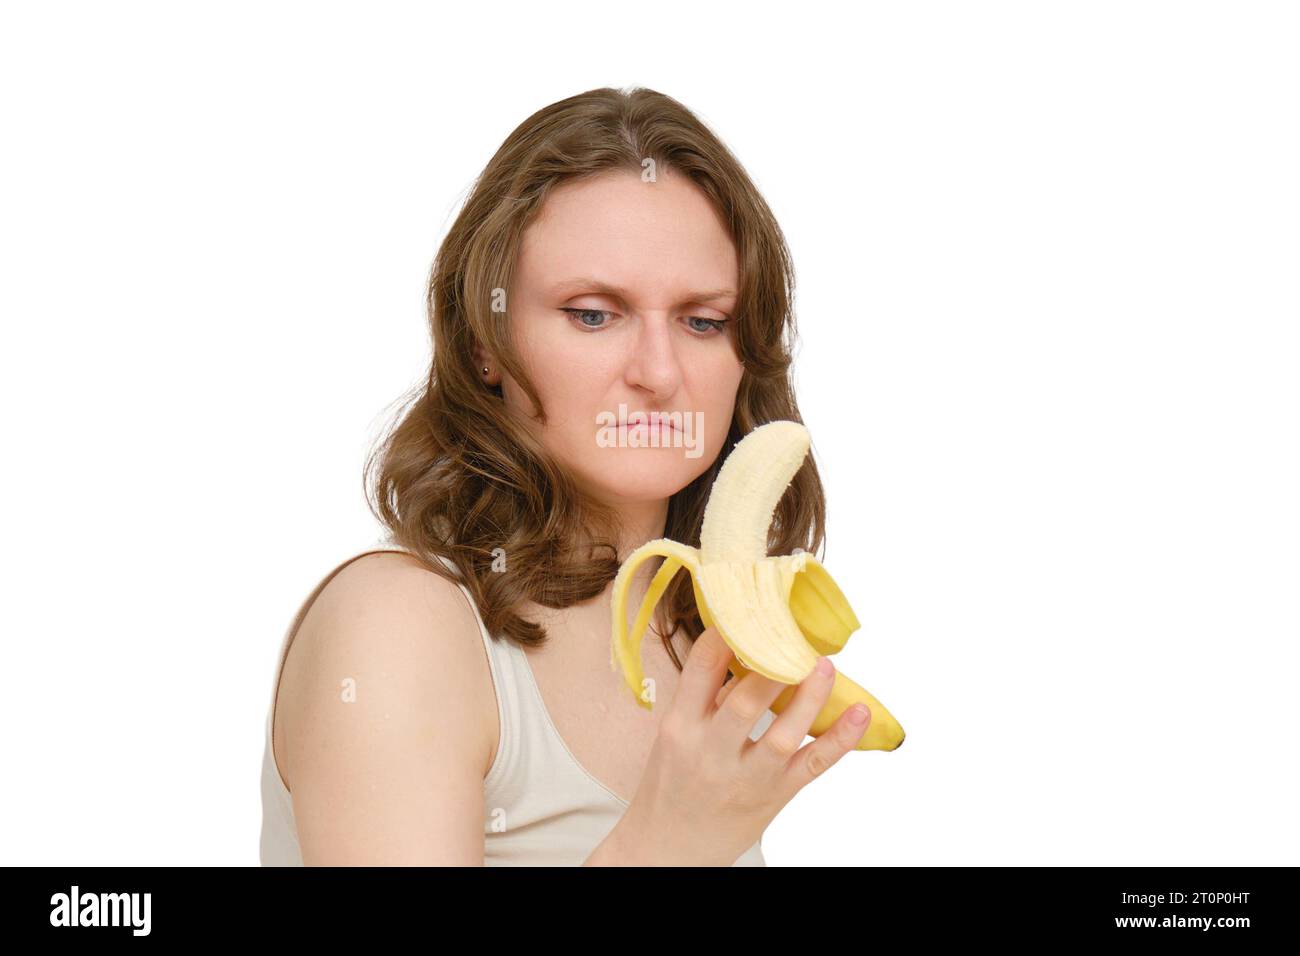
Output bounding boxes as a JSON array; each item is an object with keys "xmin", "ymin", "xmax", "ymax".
[{"xmin": 364, "ymin": 85, "xmax": 828, "ymax": 670}]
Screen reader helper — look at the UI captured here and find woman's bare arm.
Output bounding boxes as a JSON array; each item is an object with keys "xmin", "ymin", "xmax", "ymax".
[{"xmin": 276, "ymin": 552, "xmax": 498, "ymax": 865}]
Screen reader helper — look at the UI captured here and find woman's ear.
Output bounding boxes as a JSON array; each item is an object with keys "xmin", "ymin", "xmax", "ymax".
[{"xmin": 472, "ymin": 341, "xmax": 500, "ymax": 387}]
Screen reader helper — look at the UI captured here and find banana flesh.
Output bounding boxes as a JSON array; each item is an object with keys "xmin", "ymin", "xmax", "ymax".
[{"xmin": 609, "ymin": 420, "xmax": 905, "ymax": 752}]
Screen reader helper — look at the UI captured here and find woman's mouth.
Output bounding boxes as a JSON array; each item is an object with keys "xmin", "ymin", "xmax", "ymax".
[{"xmin": 627, "ymin": 413, "xmax": 678, "ymax": 432}]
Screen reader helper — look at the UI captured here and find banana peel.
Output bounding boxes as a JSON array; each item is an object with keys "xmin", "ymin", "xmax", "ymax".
[{"xmin": 609, "ymin": 420, "xmax": 905, "ymax": 752}]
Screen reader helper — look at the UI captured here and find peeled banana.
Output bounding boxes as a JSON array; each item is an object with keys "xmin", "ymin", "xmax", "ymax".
[{"xmin": 609, "ymin": 420, "xmax": 905, "ymax": 752}]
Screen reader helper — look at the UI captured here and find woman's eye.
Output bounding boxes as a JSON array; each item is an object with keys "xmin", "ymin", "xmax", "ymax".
[
  {"xmin": 686, "ymin": 316, "xmax": 729, "ymax": 336},
  {"xmin": 562, "ymin": 307, "xmax": 612, "ymax": 329},
  {"xmin": 561, "ymin": 308, "xmax": 729, "ymax": 336}
]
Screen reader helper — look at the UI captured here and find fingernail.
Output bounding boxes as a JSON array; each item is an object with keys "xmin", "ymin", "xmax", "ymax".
[
  {"xmin": 815, "ymin": 657, "xmax": 834, "ymax": 677},
  {"xmin": 848, "ymin": 704, "xmax": 870, "ymax": 725}
]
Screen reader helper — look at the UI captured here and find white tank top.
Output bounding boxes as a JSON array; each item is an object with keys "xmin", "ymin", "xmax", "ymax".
[{"xmin": 259, "ymin": 539, "xmax": 771, "ymax": 866}]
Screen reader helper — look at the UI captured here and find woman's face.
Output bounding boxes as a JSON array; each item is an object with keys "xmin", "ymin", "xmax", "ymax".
[{"xmin": 496, "ymin": 168, "xmax": 743, "ymax": 527}]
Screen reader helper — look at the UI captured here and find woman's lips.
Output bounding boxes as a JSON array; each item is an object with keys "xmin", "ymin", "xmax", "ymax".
[{"xmin": 627, "ymin": 414, "xmax": 678, "ymax": 431}]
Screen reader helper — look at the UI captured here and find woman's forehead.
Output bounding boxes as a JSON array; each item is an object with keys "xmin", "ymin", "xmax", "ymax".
[{"xmin": 517, "ymin": 173, "xmax": 738, "ymax": 299}]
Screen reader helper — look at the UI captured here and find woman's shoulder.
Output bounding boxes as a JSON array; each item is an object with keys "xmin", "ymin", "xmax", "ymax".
[
  {"xmin": 300, "ymin": 547, "xmax": 478, "ymax": 641},
  {"xmin": 331, "ymin": 545, "xmax": 459, "ymax": 590},
  {"xmin": 273, "ymin": 545, "xmax": 499, "ymax": 792}
]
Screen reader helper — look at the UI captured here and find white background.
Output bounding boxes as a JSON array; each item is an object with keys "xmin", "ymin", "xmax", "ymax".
[{"xmin": 2, "ymin": 1, "xmax": 1296, "ymax": 866}]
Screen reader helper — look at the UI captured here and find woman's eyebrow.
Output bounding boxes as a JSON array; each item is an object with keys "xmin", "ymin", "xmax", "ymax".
[{"xmin": 550, "ymin": 276, "xmax": 736, "ymax": 304}]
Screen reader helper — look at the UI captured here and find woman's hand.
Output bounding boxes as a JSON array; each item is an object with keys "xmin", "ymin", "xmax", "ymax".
[{"xmin": 613, "ymin": 625, "xmax": 871, "ymax": 866}]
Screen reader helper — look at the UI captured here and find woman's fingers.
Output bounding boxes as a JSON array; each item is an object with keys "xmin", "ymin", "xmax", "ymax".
[
  {"xmin": 752, "ymin": 656, "xmax": 838, "ymax": 762},
  {"xmin": 712, "ymin": 664, "xmax": 792, "ymax": 746},
  {"xmin": 713, "ymin": 665, "xmax": 739, "ymax": 708},
  {"xmin": 780, "ymin": 698, "xmax": 872, "ymax": 797},
  {"xmin": 676, "ymin": 626, "xmax": 736, "ymax": 721}
]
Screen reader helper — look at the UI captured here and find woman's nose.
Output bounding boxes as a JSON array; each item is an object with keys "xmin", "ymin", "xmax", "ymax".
[{"xmin": 623, "ymin": 315, "xmax": 683, "ymax": 395}]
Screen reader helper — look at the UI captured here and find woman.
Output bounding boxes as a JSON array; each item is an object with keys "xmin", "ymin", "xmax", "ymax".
[{"xmin": 259, "ymin": 86, "xmax": 872, "ymax": 866}]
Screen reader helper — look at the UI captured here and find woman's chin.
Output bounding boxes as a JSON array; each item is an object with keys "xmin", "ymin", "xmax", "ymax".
[{"xmin": 579, "ymin": 460, "xmax": 699, "ymax": 504}]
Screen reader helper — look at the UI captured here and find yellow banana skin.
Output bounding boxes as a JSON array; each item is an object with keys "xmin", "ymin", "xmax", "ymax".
[{"xmin": 608, "ymin": 420, "xmax": 905, "ymax": 752}]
